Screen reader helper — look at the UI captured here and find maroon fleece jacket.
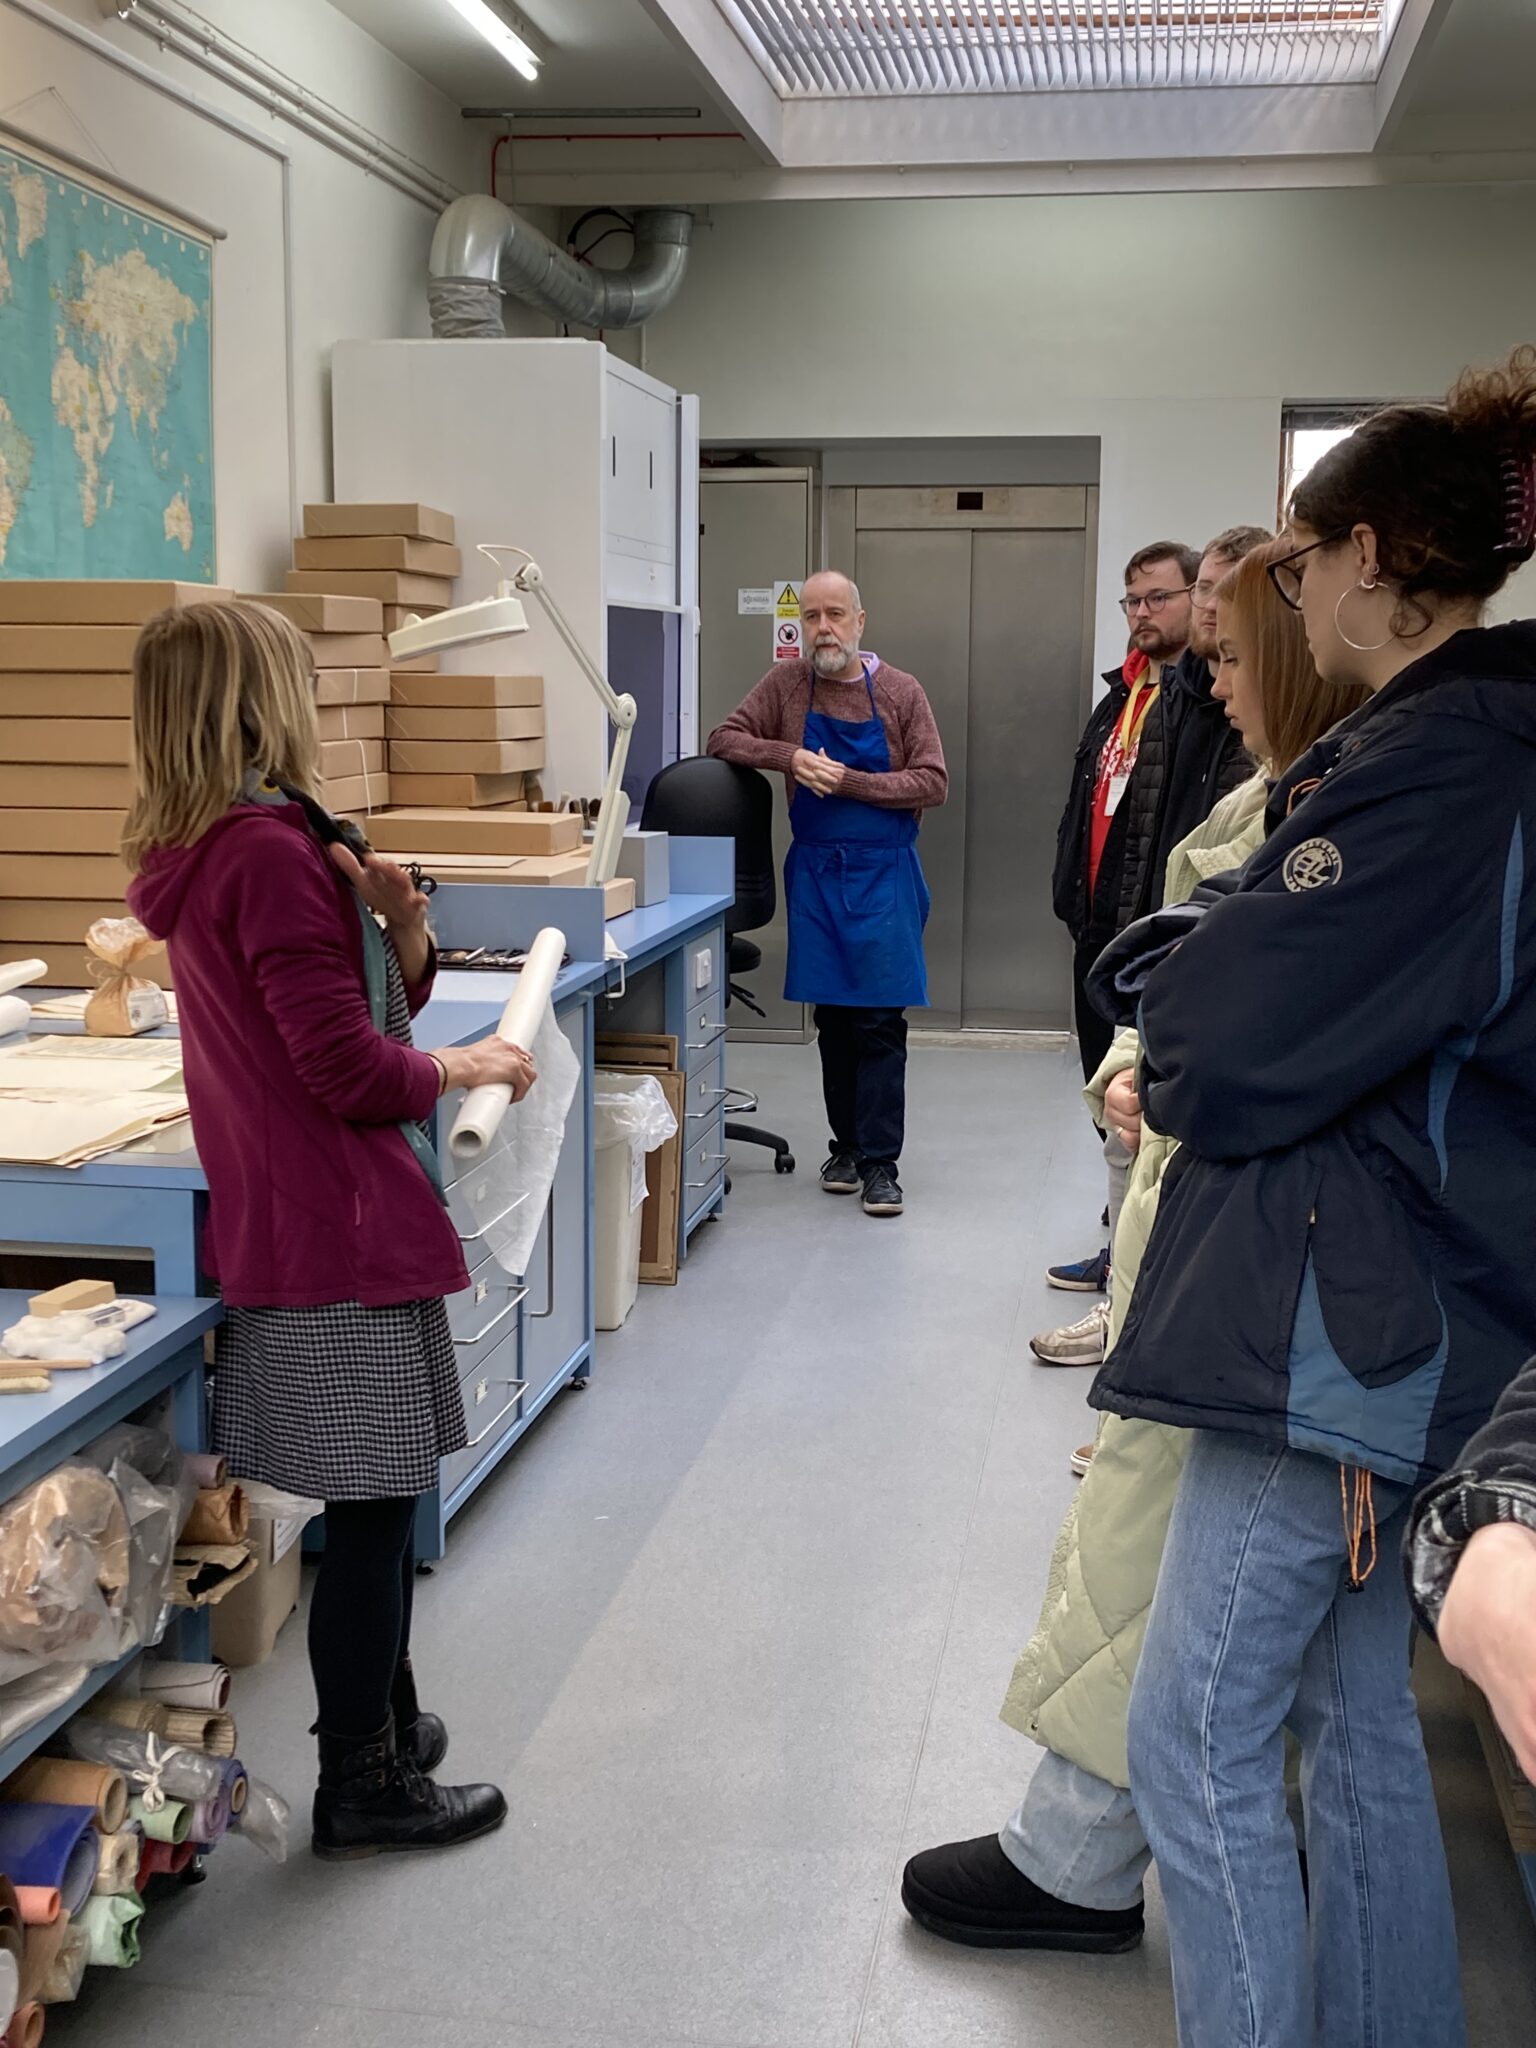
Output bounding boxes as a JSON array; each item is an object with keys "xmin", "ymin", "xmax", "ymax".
[
  {"xmin": 129, "ymin": 803, "xmax": 468, "ymax": 1308},
  {"xmin": 706, "ymin": 657, "xmax": 948, "ymax": 817}
]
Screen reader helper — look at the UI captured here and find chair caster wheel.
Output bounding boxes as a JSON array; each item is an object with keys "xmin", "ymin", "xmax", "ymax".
[
  {"xmin": 776, "ymin": 1153, "xmax": 795, "ymax": 1174},
  {"xmin": 724, "ymin": 1174, "xmax": 733, "ymax": 1196}
]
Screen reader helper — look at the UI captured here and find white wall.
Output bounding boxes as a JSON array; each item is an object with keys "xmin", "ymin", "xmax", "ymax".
[
  {"xmin": 641, "ymin": 185, "xmax": 1536, "ymax": 672},
  {"xmin": 0, "ymin": 0, "xmax": 477, "ymax": 588}
]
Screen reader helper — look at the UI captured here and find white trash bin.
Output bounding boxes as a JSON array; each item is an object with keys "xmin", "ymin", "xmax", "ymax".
[{"xmin": 593, "ymin": 1073, "xmax": 678, "ymax": 1330}]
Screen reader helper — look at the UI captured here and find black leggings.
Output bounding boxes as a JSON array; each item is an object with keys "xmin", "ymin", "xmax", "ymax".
[{"xmin": 308, "ymin": 1496, "xmax": 420, "ymax": 1742}]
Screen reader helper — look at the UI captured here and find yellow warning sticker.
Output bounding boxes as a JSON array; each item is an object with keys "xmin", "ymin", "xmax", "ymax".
[{"xmin": 775, "ymin": 581, "xmax": 802, "ymax": 619}]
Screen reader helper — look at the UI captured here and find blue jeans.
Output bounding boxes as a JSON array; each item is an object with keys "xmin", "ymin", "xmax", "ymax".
[{"xmin": 1127, "ymin": 1430, "xmax": 1465, "ymax": 2048}]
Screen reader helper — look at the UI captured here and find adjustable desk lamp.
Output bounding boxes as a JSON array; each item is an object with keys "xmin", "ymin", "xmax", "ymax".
[{"xmin": 388, "ymin": 544, "xmax": 638, "ymax": 887}]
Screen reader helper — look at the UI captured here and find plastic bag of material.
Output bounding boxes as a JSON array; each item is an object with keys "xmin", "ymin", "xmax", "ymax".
[
  {"xmin": 457, "ymin": 1005, "xmax": 580, "ymax": 1279},
  {"xmin": 56, "ymin": 1720, "xmax": 290, "ymax": 1862},
  {"xmin": 594, "ymin": 1074, "xmax": 679, "ymax": 1212},
  {"xmin": 83, "ymin": 917, "xmax": 169, "ymax": 1037},
  {"xmin": 81, "ymin": 1426, "xmax": 197, "ymax": 1653},
  {"xmin": 0, "ymin": 1462, "xmax": 131, "ymax": 1682}
]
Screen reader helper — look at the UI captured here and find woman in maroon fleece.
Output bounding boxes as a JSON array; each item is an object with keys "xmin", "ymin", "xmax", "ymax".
[{"xmin": 126, "ymin": 599, "xmax": 534, "ymax": 1861}]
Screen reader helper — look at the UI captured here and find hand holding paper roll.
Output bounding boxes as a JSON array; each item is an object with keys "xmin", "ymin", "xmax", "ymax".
[{"xmin": 445, "ymin": 926, "xmax": 565, "ymax": 1164}]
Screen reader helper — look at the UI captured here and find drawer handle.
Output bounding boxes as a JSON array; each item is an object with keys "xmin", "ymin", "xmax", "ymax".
[
  {"xmin": 528, "ymin": 1197, "xmax": 557, "ymax": 1320},
  {"xmin": 453, "ymin": 1289, "xmax": 528, "ymax": 1348},
  {"xmin": 685, "ymin": 1027, "xmax": 726, "ymax": 1053},
  {"xmin": 686, "ymin": 1174, "xmax": 726, "ymax": 1191},
  {"xmin": 464, "ymin": 1379, "xmax": 527, "ymax": 1448},
  {"xmin": 455, "ymin": 1190, "xmax": 531, "ymax": 1245}
]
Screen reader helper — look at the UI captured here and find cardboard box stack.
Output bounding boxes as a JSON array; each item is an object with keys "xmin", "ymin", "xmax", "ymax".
[
  {"xmin": 288, "ymin": 503, "xmax": 456, "ymax": 683},
  {"xmin": 385, "ymin": 671, "xmax": 546, "ymax": 809},
  {"xmin": 238, "ymin": 590, "xmax": 392, "ymax": 820},
  {"xmin": 0, "ymin": 580, "xmax": 230, "ymax": 987}
]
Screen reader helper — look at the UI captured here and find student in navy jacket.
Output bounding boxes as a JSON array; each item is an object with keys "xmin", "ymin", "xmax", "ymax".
[{"xmin": 1087, "ymin": 347, "xmax": 1536, "ymax": 2048}]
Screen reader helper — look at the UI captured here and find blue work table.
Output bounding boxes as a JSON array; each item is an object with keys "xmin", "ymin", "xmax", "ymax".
[
  {"xmin": 0, "ymin": 1291, "xmax": 220, "ymax": 1783},
  {"xmin": 0, "ymin": 837, "xmax": 735, "ymax": 1559}
]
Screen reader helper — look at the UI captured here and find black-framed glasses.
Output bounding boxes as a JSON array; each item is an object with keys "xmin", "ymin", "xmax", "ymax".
[
  {"xmin": 1267, "ymin": 534, "xmax": 1344, "ymax": 610},
  {"xmin": 1119, "ymin": 585, "xmax": 1194, "ymax": 618}
]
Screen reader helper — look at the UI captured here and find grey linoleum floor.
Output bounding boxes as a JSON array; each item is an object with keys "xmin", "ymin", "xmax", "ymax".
[{"xmin": 62, "ymin": 1042, "xmax": 1536, "ymax": 2046}]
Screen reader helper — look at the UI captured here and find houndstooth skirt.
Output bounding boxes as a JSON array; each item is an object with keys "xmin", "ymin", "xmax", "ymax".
[{"xmin": 210, "ymin": 932, "xmax": 468, "ymax": 1502}]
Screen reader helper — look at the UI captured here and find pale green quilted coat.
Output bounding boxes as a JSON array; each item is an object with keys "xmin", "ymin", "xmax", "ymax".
[{"xmin": 1000, "ymin": 776, "xmax": 1268, "ymax": 1788}]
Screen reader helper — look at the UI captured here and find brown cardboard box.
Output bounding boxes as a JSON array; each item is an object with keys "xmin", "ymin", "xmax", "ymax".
[
  {"xmin": 0, "ymin": 938, "xmax": 171, "ymax": 990},
  {"xmin": 369, "ymin": 808, "xmax": 582, "ymax": 857},
  {"xmin": 303, "ymin": 502, "xmax": 455, "ymax": 543},
  {"xmin": 427, "ymin": 850, "xmax": 588, "ymax": 885},
  {"xmin": 0, "ymin": 899, "xmax": 125, "ymax": 941},
  {"xmin": 0, "ymin": 582, "xmax": 230, "ymax": 624},
  {"xmin": 388, "ymin": 771, "xmax": 527, "ymax": 808},
  {"xmin": 388, "ymin": 739, "xmax": 544, "ymax": 775},
  {"xmin": 0, "ymin": 765, "xmax": 132, "ymax": 807},
  {"xmin": 389, "ymin": 673, "xmax": 543, "ymax": 709},
  {"xmin": 386, "ymin": 706, "xmax": 543, "ymax": 742},
  {"xmin": 313, "ymin": 667, "xmax": 391, "ymax": 707},
  {"xmin": 210, "ymin": 1508, "xmax": 306, "ymax": 1667},
  {"xmin": 293, "ymin": 536, "xmax": 462, "ymax": 577},
  {"xmin": 319, "ymin": 738, "xmax": 385, "ymax": 778},
  {"xmin": 0, "ymin": 674, "xmax": 132, "ymax": 718},
  {"xmin": 315, "ymin": 704, "xmax": 385, "ymax": 742},
  {"xmin": 595, "ymin": 1035, "xmax": 684, "ymax": 1284},
  {"xmin": 310, "ymin": 632, "xmax": 389, "ymax": 669},
  {"xmin": 318, "ymin": 771, "xmax": 390, "ymax": 814},
  {"xmin": 0, "ymin": 626, "xmax": 144, "ymax": 671},
  {"xmin": 0, "ymin": 810, "xmax": 126, "ymax": 853},
  {"xmin": 0, "ymin": 719, "xmax": 133, "ymax": 765},
  {"xmin": 390, "ymin": 655, "xmax": 440, "ymax": 674},
  {"xmin": 382, "ymin": 604, "xmax": 446, "ymax": 632},
  {"xmin": 1, "ymin": 852, "xmax": 130, "ymax": 894},
  {"xmin": 286, "ymin": 569, "xmax": 456, "ymax": 608},
  {"xmin": 239, "ymin": 591, "xmax": 382, "ymax": 633}
]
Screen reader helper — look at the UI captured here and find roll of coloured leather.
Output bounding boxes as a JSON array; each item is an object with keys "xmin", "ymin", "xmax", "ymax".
[
  {"xmin": 134, "ymin": 1837, "xmax": 192, "ymax": 1890},
  {"xmin": 36, "ymin": 1921, "xmax": 86, "ymax": 2005},
  {"xmin": 137, "ymin": 1662, "xmax": 230, "ymax": 1712},
  {"xmin": 0, "ymin": 1880, "xmax": 21, "ymax": 1964},
  {"xmin": 179, "ymin": 1485, "xmax": 248, "ymax": 1546},
  {"xmin": 221, "ymin": 1761, "xmax": 248, "ymax": 1817},
  {"xmin": 88, "ymin": 1831, "xmax": 141, "ymax": 1897},
  {"xmin": 0, "ymin": 1764, "xmax": 127, "ymax": 1838},
  {"xmin": 6, "ymin": 1998, "xmax": 44, "ymax": 2046},
  {"xmin": 77, "ymin": 1893, "xmax": 142, "ymax": 1969},
  {"xmin": 15, "ymin": 1912, "xmax": 64, "ymax": 2007},
  {"xmin": 188, "ymin": 1782, "xmax": 231, "ymax": 1850},
  {"xmin": 10, "ymin": 1896, "xmax": 54, "ymax": 1932},
  {"xmin": 0, "ymin": 1948, "xmax": 16, "ymax": 2035},
  {"xmin": 181, "ymin": 1452, "xmax": 226, "ymax": 1490},
  {"xmin": 0, "ymin": 1808, "xmax": 98, "ymax": 1922},
  {"xmin": 127, "ymin": 1797, "xmax": 188, "ymax": 1847}
]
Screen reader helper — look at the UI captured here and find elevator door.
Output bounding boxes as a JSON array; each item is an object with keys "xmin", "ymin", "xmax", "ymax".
[{"xmin": 848, "ymin": 487, "xmax": 1093, "ymax": 1030}]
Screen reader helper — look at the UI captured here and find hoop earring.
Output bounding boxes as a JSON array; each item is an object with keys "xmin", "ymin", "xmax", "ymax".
[{"xmin": 1334, "ymin": 578, "xmax": 1395, "ymax": 654}]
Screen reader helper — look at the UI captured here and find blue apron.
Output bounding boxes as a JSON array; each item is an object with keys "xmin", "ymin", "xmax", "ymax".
[{"xmin": 784, "ymin": 660, "xmax": 930, "ymax": 1008}]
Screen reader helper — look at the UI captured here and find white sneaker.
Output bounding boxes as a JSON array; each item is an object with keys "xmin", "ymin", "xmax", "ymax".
[{"xmin": 1030, "ymin": 1300, "xmax": 1109, "ymax": 1367}]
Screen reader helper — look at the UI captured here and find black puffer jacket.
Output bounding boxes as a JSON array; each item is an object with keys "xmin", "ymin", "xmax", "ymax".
[{"xmin": 1051, "ymin": 648, "xmax": 1250, "ymax": 949}]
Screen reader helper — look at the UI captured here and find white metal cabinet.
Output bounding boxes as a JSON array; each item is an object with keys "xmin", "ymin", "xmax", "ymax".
[{"xmin": 604, "ymin": 362, "xmax": 678, "ymax": 604}]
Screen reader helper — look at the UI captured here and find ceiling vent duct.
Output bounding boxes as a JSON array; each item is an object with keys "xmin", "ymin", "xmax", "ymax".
[{"xmin": 427, "ymin": 195, "xmax": 693, "ymax": 336}]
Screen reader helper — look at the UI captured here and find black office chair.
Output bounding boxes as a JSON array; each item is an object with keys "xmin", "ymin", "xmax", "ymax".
[{"xmin": 641, "ymin": 756, "xmax": 795, "ymax": 1176}]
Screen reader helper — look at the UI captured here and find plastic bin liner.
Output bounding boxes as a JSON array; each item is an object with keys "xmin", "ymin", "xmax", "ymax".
[{"xmin": 594, "ymin": 1074, "xmax": 679, "ymax": 1211}]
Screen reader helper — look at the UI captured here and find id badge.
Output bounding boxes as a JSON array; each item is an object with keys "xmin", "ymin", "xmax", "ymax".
[{"xmin": 1105, "ymin": 772, "xmax": 1130, "ymax": 816}]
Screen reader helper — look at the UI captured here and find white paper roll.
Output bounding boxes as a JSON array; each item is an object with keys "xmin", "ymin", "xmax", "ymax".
[
  {"xmin": 449, "ymin": 926, "xmax": 566, "ymax": 1163},
  {"xmin": 0, "ymin": 959, "xmax": 45, "ymax": 997},
  {"xmin": 0, "ymin": 995, "xmax": 32, "ymax": 1039}
]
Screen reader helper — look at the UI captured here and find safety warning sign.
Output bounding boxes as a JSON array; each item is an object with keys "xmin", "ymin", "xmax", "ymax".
[
  {"xmin": 774, "ymin": 617, "xmax": 803, "ymax": 661},
  {"xmin": 775, "ymin": 581, "xmax": 802, "ymax": 619}
]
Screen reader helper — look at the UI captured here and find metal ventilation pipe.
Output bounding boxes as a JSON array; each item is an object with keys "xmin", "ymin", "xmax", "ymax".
[{"xmin": 427, "ymin": 194, "xmax": 693, "ymax": 336}]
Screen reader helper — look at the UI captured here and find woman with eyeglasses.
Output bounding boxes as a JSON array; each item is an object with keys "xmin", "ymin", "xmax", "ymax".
[{"xmin": 1085, "ymin": 345, "xmax": 1536, "ymax": 2045}]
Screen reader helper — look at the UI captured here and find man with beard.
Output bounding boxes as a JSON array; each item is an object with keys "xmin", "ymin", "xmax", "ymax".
[
  {"xmin": 1036, "ymin": 530, "xmax": 1264, "ymax": 1346},
  {"xmin": 707, "ymin": 571, "xmax": 947, "ymax": 1219}
]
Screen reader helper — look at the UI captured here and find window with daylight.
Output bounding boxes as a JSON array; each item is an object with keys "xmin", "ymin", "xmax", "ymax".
[{"xmin": 1279, "ymin": 404, "xmax": 1390, "ymax": 521}]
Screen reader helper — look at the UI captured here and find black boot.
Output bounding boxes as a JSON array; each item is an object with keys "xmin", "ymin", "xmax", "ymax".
[
  {"xmin": 902, "ymin": 1834, "xmax": 1144, "ymax": 1952},
  {"xmin": 392, "ymin": 1655, "xmax": 449, "ymax": 1774},
  {"xmin": 312, "ymin": 1717, "xmax": 506, "ymax": 1861}
]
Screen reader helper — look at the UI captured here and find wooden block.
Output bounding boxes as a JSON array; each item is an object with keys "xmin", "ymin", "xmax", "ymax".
[
  {"xmin": 388, "ymin": 739, "xmax": 544, "ymax": 776},
  {"xmin": 0, "ymin": 674, "xmax": 132, "ymax": 717},
  {"xmin": 0, "ymin": 626, "xmax": 144, "ymax": 671},
  {"xmin": 0, "ymin": 939, "xmax": 169, "ymax": 990},
  {"xmin": 285, "ymin": 569, "xmax": 456, "ymax": 608},
  {"xmin": 313, "ymin": 667, "xmax": 391, "ymax": 706},
  {"xmin": 318, "ymin": 771, "xmax": 390, "ymax": 815},
  {"xmin": 385, "ymin": 706, "xmax": 543, "ymax": 742},
  {"xmin": 293, "ymin": 536, "xmax": 462, "ymax": 577},
  {"xmin": 0, "ymin": 765, "xmax": 132, "ymax": 808},
  {"xmin": 388, "ymin": 771, "xmax": 527, "ymax": 808},
  {"xmin": 0, "ymin": 810, "xmax": 126, "ymax": 854},
  {"xmin": 368, "ymin": 808, "xmax": 582, "ymax": 858},
  {"xmin": 309, "ymin": 633, "xmax": 389, "ymax": 669},
  {"xmin": 319, "ymin": 738, "xmax": 385, "ymax": 778},
  {"xmin": 0, "ymin": 718, "xmax": 133, "ymax": 765},
  {"xmin": 602, "ymin": 876, "xmax": 636, "ymax": 919},
  {"xmin": 239, "ymin": 591, "xmax": 383, "ymax": 633},
  {"xmin": 303, "ymin": 502, "xmax": 455, "ymax": 543},
  {"xmin": 0, "ymin": 583, "xmax": 230, "ymax": 624},
  {"xmin": 315, "ymin": 704, "xmax": 385, "ymax": 742},
  {"xmin": 0, "ymin": 852, "xmax": 130, "ymax": 894},
  {"xmin": 0, "ymin": 899, "xmax": 129, "ymax": 941},
  {"xmin": 389, "ymin": 673, "xmax": 543, "ymax": 709},
  {"xmin": 28, "ymin": 1277, "xmax": 117, "ymax": 1316}
]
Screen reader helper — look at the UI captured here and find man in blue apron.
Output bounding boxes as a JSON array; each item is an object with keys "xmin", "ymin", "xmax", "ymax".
[{"xmin": 707, "ymin": 571, "xmax": 948, "ymax": 1217}]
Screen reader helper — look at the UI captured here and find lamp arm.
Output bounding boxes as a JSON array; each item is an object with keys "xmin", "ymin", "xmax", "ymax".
[{"xmin": 517, "ymin": 566, "xmax": 629, "ymax": 726}]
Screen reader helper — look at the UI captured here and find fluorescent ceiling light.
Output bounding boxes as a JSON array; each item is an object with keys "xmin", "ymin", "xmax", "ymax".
[{"xmin": 442, "ymin": 0, "xmax": 543, "ymax": 83}]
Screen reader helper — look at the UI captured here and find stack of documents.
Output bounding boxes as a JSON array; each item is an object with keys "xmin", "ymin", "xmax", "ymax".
[{"xmin": 0, "ymin": 1036, "xmax": 189, "ymax": 1166}]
